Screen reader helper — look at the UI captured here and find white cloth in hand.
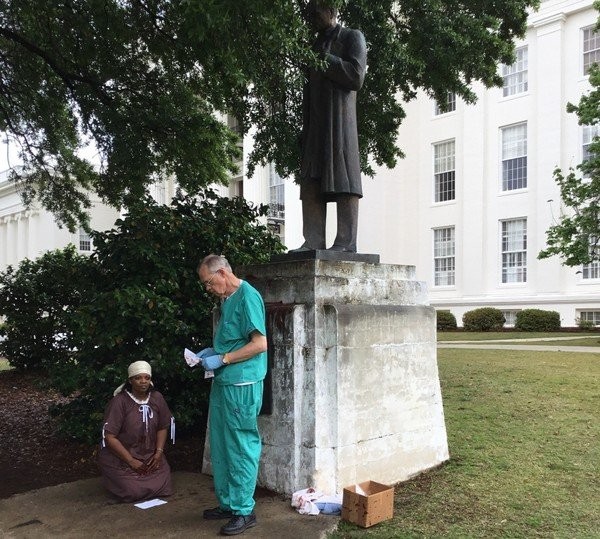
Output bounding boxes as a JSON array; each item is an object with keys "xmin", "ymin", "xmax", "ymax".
[{"xmin": 184, "ymin": 348, "xmax": 200, "ymax": 367}]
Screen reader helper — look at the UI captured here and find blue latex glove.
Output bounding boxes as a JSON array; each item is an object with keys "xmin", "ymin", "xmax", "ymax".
[
  {"xmin": 315, "ymin": 502, "xmax": 342, "ymax": 515},
  {"xmin": 196, "ymin": 347, "xmax": 215, "ymax": 359},
  {"xmin": 201, "ymin": 354, "xmax": 225, "ymax": 370}
]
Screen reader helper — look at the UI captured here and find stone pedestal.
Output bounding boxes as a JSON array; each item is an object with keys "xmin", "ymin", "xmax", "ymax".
[{"xmin": 230, "ymin": 257, "xmax": 449, "ymax": 495}]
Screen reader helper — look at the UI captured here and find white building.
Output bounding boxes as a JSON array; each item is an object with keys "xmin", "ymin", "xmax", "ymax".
[
  {"xmin": 1, "ymin": 0, "xmax": 600, "ymax": 327},
  {"xmin": 351, "ymin": 0, "xmax": 600, "ymax": 328},
  {"xmin": 0, "ymin": 168, "xmax": 120, "ymax": 268}
]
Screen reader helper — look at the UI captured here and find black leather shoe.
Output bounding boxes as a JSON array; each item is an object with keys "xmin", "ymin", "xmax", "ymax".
[
  {"xmin": 220, "ymin": 514, "xmax": 257, "ymax": 535},
  {"xmin": 203, "ymin": 506, "xmax": 234, "ymax": 520}
]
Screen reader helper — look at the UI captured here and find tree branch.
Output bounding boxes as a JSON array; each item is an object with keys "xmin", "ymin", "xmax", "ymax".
[{"xmin": 0, "ymin": 26, "xmax": 112, "ymax": 105}]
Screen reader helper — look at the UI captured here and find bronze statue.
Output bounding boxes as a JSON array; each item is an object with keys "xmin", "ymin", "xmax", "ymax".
[{"xmin": 293, "ymin": 0, "xmax": 367, "ymax": 253}]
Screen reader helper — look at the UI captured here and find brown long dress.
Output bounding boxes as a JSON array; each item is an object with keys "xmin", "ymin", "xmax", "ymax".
[{"xmin": 98, "ymin": 390, "xmax": 173, "ymax": 502}]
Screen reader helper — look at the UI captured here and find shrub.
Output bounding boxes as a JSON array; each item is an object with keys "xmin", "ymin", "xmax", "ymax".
[
  {"xmin": 1, "ymin": 190, "xmax": 284, "ymax": 443},
  {"xmin": 0, "ymin": 246, "xmax": 95, "ymax": 371},
  {"xmin": 515, "ymin": 309, "xmax": 560, "ymax": 331},
  {"xmin": 437, "ymin": 310, "xmax": 457, "ymax": 330},
  {"xmin": 576, "ymin": 317, "xmax": 595, "ymax": 330},
  {"xmin": 462, "ymin": 307, "xmax": 505, "ymax": 331}
]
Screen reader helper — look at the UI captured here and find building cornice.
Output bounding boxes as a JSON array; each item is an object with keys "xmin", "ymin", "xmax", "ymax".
[
  {"xmin": 0, "ymin": 178, "xmax": 17, "ymax": 198},
  {"xmin": 529, "ymin": 0, "xmax": 594, "ymax": 29}
]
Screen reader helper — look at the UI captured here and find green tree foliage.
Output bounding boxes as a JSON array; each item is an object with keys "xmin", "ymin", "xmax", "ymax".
[
  {"xmin": 0, "ymin": 191, "xmax": 284, "ymax": 442},
  {"xmin": 462, "ymin": 307, "xmax": 505, "ymax": 331},
  {"xmin": 539, "ymin": 59, "xmax": 600, "ymax": 265},
  {"xmin": 0, "ymin": 0, "xmax": 538, "ymax": 228}
]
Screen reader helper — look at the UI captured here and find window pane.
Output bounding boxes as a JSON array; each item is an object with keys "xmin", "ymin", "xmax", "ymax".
[
  {"xmin": 434, "ymin": 227, "xmax": 455, "ymax": 286},
  {"xmin": 501, "ymin": 219, "xmax": 527, "ymax": 283},
  {"xmin": 502, "ymin": 310, "xmax": 519, "ymax": 327},
  {"xmin": 434, "ymin": 141, "xmax": 455, "ymax": 202},
  {"xmin": 502, "ymin": 124, "xmax": 527, "ymax": 190},
  {"xmin": 579, "ymin": 311, "xmax": 600, "ymax": 325},
  {"xmin": 583, "ymin": 27, "xmax": 600, "ymax": 74},
  {"xmin": 502, "ymin": 47, "xmax": 528, "ymax": 97},
  {"xmin": 268, "ymin": 164, "xmax": 285, "ymax": 220},
  {"xmin": 503, "ymin": 156, "xmax": 528, "ymax": 190},
  {"xmin": 582, "ymin": 261, "xmax": 600, "ymax": 279},
  {"xmin": 434, "ymin": 92, "xmax": 456, "ymax": 115},
  {"xmin": 582, "ymin": 125, "xmax": 600, "ymax": 177},
  {"xmin": 79, "ymin": 228, "xmax": 92, "ymax": 252}
]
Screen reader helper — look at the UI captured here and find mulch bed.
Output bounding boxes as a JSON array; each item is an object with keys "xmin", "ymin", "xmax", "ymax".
[{"xmin": 0, "ymin": 369, "xmax": 204, "ymax": 499}]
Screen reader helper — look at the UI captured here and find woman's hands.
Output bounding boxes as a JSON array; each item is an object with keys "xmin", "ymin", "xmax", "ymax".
[
  {"xmin": 128, "ymin": 457, "xmax": 148, "ymax": 474},
  {"xmin": 144, "ymin": 451, "xmax": 163, "ymax": 473}
]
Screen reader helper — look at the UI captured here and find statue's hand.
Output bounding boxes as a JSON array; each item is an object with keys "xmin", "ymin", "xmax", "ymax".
[{"xmin": 321, "ymin": 38, "xmax": 333, "ymax": 55}]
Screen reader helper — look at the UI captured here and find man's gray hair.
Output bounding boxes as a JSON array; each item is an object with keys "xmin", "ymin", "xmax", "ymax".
[{"xmin": 197, "ymin": 254, "xmax": 232, "ymax": 274}]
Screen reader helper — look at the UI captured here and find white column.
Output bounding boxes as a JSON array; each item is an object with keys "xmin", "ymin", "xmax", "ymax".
[{"xmin": 533, "ymin": 14, "xmax": 566, "ymax": 295}]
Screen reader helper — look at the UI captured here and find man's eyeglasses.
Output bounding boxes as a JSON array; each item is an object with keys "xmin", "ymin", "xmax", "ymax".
[{"xmin": 203, "ymin": 271, "xmax": 218, "ymax": 289}]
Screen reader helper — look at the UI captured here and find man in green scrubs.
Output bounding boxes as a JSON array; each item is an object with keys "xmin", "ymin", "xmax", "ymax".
[{"xmin": 196, "ymin": 254, "xmax": 267, "ymax": 536}]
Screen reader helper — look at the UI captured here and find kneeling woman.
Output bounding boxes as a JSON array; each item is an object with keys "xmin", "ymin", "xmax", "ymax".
[{"xmin": 98, "ymin": 361, "xmax": 175, "ymax": 502}]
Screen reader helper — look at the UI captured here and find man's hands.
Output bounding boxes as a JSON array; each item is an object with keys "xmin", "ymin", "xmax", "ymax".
[
  {"xmin": 196, "ymin": 347, "xmax": 216, "ymax": 359},
  {"xmin": 201, "ymin": 353, "xmax": 225, "ymax": 371},
  {"xmin": 196, "ymin": 347, "xmax": 225, "ymax": 370}
]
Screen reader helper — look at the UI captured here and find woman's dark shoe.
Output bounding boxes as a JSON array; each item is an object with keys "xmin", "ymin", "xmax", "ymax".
[
  {"xmin": 220, "ymin": 514, "xmax": 257, "ymax": 535},
  {"xmin": 203, "ymin": 506, "xmax": 234, "ymax": 520}
]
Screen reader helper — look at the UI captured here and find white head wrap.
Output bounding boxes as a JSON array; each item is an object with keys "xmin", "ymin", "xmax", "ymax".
[
  {"xmin": 128, "ymin": 360, "xmax": 152, "ymax": 378},
  {"xmin": 113, "ymin": 361, "xmax": 153, "ymax": 396}
]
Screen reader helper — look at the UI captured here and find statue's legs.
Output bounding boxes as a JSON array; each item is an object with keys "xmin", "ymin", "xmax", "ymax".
[
  {"xmin": 329, "ymin": 194, "xmax": 359, "ymax": 252},
  {"xmin": 292, "ymin": 178, "xmax": 326, "ymax": 251}
]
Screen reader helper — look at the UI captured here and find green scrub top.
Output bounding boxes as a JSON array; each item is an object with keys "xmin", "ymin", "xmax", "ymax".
[{"xmin": 213, "ymin": 280, "xmax": 267, "ymax": 386}]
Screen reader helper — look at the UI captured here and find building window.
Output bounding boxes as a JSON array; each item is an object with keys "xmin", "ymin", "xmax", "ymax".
[
  {"xmin": 583, "ymin": 26, "xmax": 600, "ymax": 75},
  {"xmin": 434, "ymin": 140, "xmax": 455, "ymax": 202},
  {"xmin": 582, "ymin": 260, "xmax": 600, "ymax": 279},
  {"xmin": 267, "ymin": 164, "xmax": 285, "ymax": 222},
  {"xmin": 578, "ymin": 311, "xmax": 600, "ymax": 325},
  {"xmin": 152, "ymin": 181, "xmax": 166, "ymax": 205},
  {"xmin": 501, "ymin": 123, "xmax": 527, "ymax": 191},
  {"xmin": 434, "ymin": 92, "xmax": 456, "ymax": 115},
  {"xmin": 502, "ymin": 46, "xmax": 528, "ymax": 97},
  {"xmin": 229, "ymin": 178, "xmax": 243, "ymax": 198},
  {"xmin": 582, "ymin": 236, "xmax": 600, "ymax": 279},
  {"xmin": 502, "ymin": 310, "xmax": 519, "ymax": 327},
  {"xmin": 227, "ymin": 115, "xmax": 243, "ymax": 177},
  {"xmin": 582, "ymin": 124, "xmax": 600, "ymax": 177},
  {"xmin": 501, "ymin": 218, "xmax": 527, "ymax": 283},
  {"xmin": 79, "ymin": 228, "xmax": 92, "ymax": 252},
  {"xmin": 433, "ymin": 227, "xmax": 455, "ymax": 286},
  {"xmin": 227, "ymin": 114, "xmax": 243, "ymax": 137}
]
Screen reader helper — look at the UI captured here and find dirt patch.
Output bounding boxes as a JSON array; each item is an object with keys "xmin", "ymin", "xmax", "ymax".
[{"xmin": 0, "ymin": 369, "xmax": 204, "ymax": 499}]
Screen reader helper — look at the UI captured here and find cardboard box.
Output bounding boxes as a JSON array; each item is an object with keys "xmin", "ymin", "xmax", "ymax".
[{"xmin": 341, "ymin": 480, "xmax": 394, "ymax": 528}]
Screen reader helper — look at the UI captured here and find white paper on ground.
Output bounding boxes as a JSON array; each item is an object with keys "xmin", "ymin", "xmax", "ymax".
[{"xmin": 134, "ymin": 498, "xmax": 168, "ymax": 509}]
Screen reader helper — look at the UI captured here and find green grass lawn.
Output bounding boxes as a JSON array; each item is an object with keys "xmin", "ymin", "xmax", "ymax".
[
  {"xmin": 330, "ymin": 349, "xmax": 600, "ymax": 538},
  {"xmin": 438, "ymin": 331, "xmax": 599, "ymax": 342}
]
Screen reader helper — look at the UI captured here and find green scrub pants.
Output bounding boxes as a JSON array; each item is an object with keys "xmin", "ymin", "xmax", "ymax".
[{"xmin": 209, "ymin": 381, "xmax": 263, "ymax": 515}]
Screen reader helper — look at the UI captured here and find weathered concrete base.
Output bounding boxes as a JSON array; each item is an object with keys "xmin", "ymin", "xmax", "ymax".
[{"xmin": 227, "ymin": 259, "xmax": 450, "ymax": 495}]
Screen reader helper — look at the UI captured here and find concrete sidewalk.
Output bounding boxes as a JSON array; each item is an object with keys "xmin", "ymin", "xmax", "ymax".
[
  {"xmin": 0, "ymin": 472, "xmax": 339, "ymax": 539},
  {"xmin": 438, "ymin": 342, "xmax": 600, "ymax": 353}
]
